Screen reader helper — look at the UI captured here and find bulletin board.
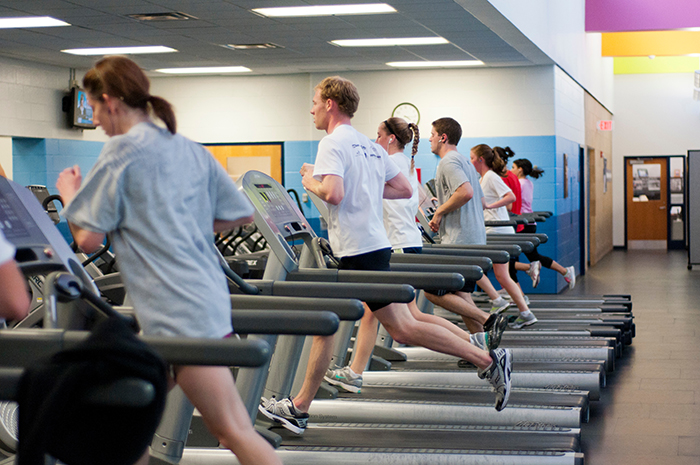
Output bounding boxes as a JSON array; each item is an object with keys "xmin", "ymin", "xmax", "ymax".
[{"xmin": 204, "ymin": 143, "xmax": 283, "ymax": 184}]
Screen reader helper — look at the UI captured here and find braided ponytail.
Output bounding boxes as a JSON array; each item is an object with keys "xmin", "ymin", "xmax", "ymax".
[{"xmin": 409, "ymin": 123, "xmax": 419, "ymax": 174}]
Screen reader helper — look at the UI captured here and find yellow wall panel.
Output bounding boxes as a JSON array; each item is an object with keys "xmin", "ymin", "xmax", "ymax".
[
  {"xmin": 204, "ymin": 144, "xmax": 282, "ymax": 183},
  {"xmin": 603, "ymin": 31, "xmax": 700, "ymax": 57},
  {"xmin": 613, "ymin": 56, "xmax": 700, "ymax": 74}
]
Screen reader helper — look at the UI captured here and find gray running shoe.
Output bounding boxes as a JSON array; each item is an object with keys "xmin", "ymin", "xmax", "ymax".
[
  {"xmin": 508, "ymin": 312, "xmax": 538, "ymax": 329},
  {"xmin": 470, "ymin": 332, "xmax": 489, "ymax": 351},
  {"xmin": 258, "ymin": 396, "xmax": 308, "ymax": 435},
  {"xmin": 490, "ymin": 297, "xmax": 509, "ymax": 314},
  {"xmin": 324, "ymin": 366, "xmax": 363, "ymax": 393},
  {"xmin": 478, "ymin": 348, "xmax": 513, "ymax": 411}
]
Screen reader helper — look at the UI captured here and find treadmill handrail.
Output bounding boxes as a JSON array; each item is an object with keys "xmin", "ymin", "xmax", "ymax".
[
  {"xmin": 390, "ymin": 253, "xmax": 494, "ymax": 271},
  {"xmin": 388, "ymin": 263, "xmax": 483, "ymax": 281},
  {"xmin": 287, "ymin": 269, "xmax": 464, "ymax": 292},
  {"xmin": 242, "ymin": 279, "xmax": 415, "ymax": 304},
  {"xmin": 230, "ymin": 295, "xmax": 364, "ymax": 320},
  {"xmin": 0, "ymin": 330, "xmax": 271, "ymax": 368},
  {"xmin": 229, "ymin": 310, "xmax": 339, "ymax": 335}
]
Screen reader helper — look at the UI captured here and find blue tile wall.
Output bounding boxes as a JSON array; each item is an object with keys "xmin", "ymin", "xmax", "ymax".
[{"xmin": 13, "ymin": 137, "xmax": 104, "ymax": 244}]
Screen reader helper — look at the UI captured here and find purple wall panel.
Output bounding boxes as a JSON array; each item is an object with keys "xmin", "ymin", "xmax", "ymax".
[{"xmin": 586, "ymin": 0, "xmax": 700, "ymax": 32}]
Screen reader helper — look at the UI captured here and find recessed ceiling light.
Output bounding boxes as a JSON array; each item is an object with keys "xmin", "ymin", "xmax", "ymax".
[
  {"xmin": 252, "ymin": 3, "xmax": 396, "ymax": 17},
  {"xmin": 61, "ymin": 46, "xmax": 177, "ymax": 56},
  {"xmin": 155, "ymin": 66, "xmax": 251, "ymax": 74},
  {"xmin": 0, "ymin": 16, "xmax": 70, "ymax": 29},
  {"xmin": 331, "ymin": 37, "xmax": 449, "ymax": 47},
  {"xmin": 387, "ymin": 60, "xmax": 484, "ymax": 68}
]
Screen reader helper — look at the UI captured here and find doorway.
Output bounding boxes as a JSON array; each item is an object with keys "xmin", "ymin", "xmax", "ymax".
[{"xmin": 624, "ymin": 157, "xmax": 668, "ymax": 249}]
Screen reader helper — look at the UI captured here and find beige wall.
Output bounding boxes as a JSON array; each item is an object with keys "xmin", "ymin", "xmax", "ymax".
[{"xmin": 584, "ymin": 93, "xmax": 613, "ymax": 266}]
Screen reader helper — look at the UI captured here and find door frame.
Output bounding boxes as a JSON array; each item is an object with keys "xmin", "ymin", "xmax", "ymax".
[{"xmin": 623, "ymin": 155, "xmax": 680, "ymax": 250}]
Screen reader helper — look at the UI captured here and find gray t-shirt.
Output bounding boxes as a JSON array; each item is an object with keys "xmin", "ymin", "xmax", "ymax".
[
  {"xmin": 63, "ymin": 122, "xmax": 254, "ymax": 338},
  {"xmin": 435, "ymin": 150, "xmax": 486, "ymax": 245}
]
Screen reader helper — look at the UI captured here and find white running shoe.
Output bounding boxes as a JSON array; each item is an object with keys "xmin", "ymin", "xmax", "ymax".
[
  {"xmin": 564, "ymin": 266, "xmax": 576, "ymax": 290},
  {"xmin": 528, "ymin": 261, "xmax": 542, "ymax": 288},
  {"xmin": 478, "ymin": 348, "xmax": 513, "ymax": 411}
]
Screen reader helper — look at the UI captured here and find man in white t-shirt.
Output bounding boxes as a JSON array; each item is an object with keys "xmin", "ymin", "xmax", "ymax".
[
  {"xmin": 259, "ymin": 78, "xmax": 513, "ymax": 435},
  {"xmin": 0, "ymin": 229, "xmax": 30, "ymax": 322}
]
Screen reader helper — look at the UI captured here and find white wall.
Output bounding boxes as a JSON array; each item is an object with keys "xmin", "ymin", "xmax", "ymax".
[
  {"xmin": 486, "ymin": 0, "xmax": 614, "ymax": 110},
  {"xmin": 612, "ymin": 72, "xmax": 700, "ymax": 245},
  {"xmin": 554, "ymin": 67, "xmax": 586, "ymax": 146},
  {"xmin": 151, "ymin": 66, "xmax": 556, "ymax": 144},
  {"xmin": 0, "ymin": 56, "xmax": 106, "ymax": 142}
]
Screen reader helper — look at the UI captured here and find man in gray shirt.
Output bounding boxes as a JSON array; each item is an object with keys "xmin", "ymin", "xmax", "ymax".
[{"xmin": 428, "ymin": 117, "xmax": 486, "ymax": 245}]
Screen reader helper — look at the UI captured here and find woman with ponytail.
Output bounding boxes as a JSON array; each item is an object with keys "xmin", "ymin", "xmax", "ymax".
[
  {"xmin": 512, "ymin": 158, "xmax": 575, "ymax": 289},
  {"xmin": 376, "ymin": 117, "xmax": 423, "ymax": 252},
  {"xmin": 56, "ymin": 56, "xmax": 281, "ymax": 465},
  {"xmin": 471, "ymin": 144, "xmax": 538, "ymax": 329}
]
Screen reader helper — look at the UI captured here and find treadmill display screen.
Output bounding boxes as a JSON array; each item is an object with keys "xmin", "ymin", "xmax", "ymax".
[{"xmin": 0, "ymin": 197, "xmax": 30, "ymax": 239}]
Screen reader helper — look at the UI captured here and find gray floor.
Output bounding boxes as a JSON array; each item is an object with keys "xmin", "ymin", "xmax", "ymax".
[{"xmin": 569, "ymin": 249, "xmax": 700, "ymax": 465}]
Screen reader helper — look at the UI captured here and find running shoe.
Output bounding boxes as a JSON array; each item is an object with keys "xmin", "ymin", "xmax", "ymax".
[
  {"xmin": 259, "ymin": 396, "xmax": 309, "ymax": 435},
  {"xmin": 324, "ymin": 366, "xmax": 363, "ymax": 393},
  {"xmin": 528, "ymin": 261, "xmax": 542, "ymax": 288},
  {"xmin": 470, "ymin": 332, "xmax": 489, "ymax": 351},
  {"xmin": 508, "ymin": 312, "xmax": 538, "ymax": 329},
  {"xmin": 487, "ymin": 314, "xmax": 508, "ymax": 350},
  {"xmin": 564, "ymin": 266, "xmax": 576, "ymax": 290},
  {"xmin": 490, "ymin": 297, "xmax": 509, "ymax": 314},
  {"xmin": 478, "ymin": 348, "xmax": 513, "ymax": 411}
]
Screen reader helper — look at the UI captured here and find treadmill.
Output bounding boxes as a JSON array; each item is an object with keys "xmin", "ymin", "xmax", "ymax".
[
  {"xmin": 198, "ymin": 170, "xmax": 586, "ymax": 464},
  {"xmin": 306, "ymin": 185, "xmax": 608, "ymax": 397}
]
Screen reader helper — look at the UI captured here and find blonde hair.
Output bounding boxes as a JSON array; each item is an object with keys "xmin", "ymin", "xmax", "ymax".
[{"xmin": 315, "ymin": 76, "xmax": 360, "ymax": 118}]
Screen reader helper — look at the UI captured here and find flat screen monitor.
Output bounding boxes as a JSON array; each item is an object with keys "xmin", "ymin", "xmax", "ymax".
[{"xmin": 70, "ymin": 87, "xmax": 96, "ymax": 129}]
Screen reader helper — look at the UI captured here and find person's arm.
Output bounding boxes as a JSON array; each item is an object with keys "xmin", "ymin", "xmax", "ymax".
[
  {"xmin": 301, "ymin": 163, "xmax": 345, "ymax": 205},
  {"xmin": 0, "ymin": 260, "xmax": 30, "ymax": 321},
  {"xmin": 429, "ymin": 182, "xmax": 473, "ymax": 232},
  {"xmin": 383, "ymin": 172, "xmax": 412, "ymax": 199},
  {"xmin": 485, "ymin": 190, "xmax": 515, "ymax": 210},
  {"xmin": 0, "ymin": 163, "xmax": 6, "ymax": 178}
]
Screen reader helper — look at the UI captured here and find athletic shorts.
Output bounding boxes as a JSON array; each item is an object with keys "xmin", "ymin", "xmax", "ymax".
[{"xmin": 339, "ymin": 248, "xmax": 392, "ymax": 311}]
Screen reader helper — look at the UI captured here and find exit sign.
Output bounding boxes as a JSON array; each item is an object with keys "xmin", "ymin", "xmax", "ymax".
[{"xmin": 598, "ymin": 120, "xmax": 613, "ymax": 131}]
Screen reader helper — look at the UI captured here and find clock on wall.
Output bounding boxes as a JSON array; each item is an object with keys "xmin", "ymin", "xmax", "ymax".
[{"xmin": 391, "ymin": 102, "xmax": 420, "ymax": 125}]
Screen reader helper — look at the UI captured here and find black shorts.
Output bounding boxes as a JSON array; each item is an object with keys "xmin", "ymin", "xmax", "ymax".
[{"xmin": 339, "ymin": 248, "xmax": 392, "ymax": 311}]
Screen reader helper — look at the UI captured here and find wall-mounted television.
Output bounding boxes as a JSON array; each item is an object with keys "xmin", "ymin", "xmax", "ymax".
[{"xmin": 65, "ymin": 87, "xmax": 96, "ymax": 129}]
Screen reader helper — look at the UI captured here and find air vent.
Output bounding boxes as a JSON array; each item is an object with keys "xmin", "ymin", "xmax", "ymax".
[
  {"xmin": 128, "ymin": 12, "xmax": 198, "ymax": 21},
  {"xmin": 222, "ymin": 43, "xmax": 283, "ymax": 50}
]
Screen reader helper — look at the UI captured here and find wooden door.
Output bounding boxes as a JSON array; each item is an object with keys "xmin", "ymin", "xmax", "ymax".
[{"xmin": 626, "ymin": 158, "xmax": 667, "ymax": 249}]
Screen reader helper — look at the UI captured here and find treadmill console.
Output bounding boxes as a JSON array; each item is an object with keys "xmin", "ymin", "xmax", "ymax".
[
  {"xmin": 0, "ymin": 177, "xmax": 94, "ymax": 289},
  {"xmin": 238, "ymin": 171, "xmax": 316, "ymax": 272}
]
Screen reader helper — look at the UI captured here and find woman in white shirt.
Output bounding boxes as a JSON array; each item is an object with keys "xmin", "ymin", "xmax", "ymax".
[{"xmin": 471, "ymin": 144, "xmax": 537, "ymax": 329}]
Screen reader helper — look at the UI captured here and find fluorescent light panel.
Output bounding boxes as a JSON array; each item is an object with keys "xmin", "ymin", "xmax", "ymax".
[
  {"xmin": 387, "ymin": 60, "xmax": 484, "ymax": 68},
  {"xmin": 155, "ymin": 66, "xmax": 251, "ymax": 74},
  {"xmin": 0, "ymin": 16, "xmax": 70, "ymax": 28},
  {"xmin": 62, "ymin": 46, "xmax": 177, "ymax": 56},
  {"xmin": 332, "ymin": 37, "xmax": 448, "ymax": 47},
  {"xmin": 253, "ymin": 3, "xmax": 396, "ymax": 17}
]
